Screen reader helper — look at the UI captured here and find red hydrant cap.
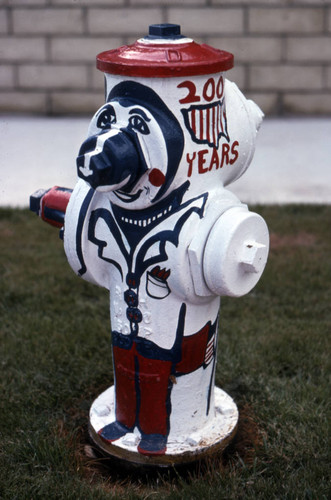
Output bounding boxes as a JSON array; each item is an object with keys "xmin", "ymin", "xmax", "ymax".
[{"xmin": 96, "ymin": 24, "xmax": 234, "ymax": 78}]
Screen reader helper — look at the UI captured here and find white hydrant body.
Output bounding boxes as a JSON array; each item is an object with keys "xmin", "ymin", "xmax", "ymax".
[{"xmin": 31, "ymin": 24, "xmax": 269, "ymax": 465}]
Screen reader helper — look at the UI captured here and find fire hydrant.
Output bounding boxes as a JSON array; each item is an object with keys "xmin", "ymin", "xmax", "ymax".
[{"xmin": 30, "ymin": 24, "xmax": 269, "ymax": 467}]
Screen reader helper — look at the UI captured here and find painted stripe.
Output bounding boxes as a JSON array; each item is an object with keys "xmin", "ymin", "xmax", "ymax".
[
  {"xmin": 206, "ymin": 344, "xmax": 214, "ymax": 356},
  {"xmin": 199, "ymin": 109, "xmax": 204, "ymax": 141},
  {"xmin": 217, "ymin": 102, "xmax": 220, "ymax": 141},
  {"xmin": 191, "ymin": 108, "xmax": 196, "ymax": 135},
  {"xmin": 221, "ymin": 110, "xmax": 226, "ymax": 134},
  {"xmin": 211, "ymin": 105, "xmax": 216, "ymax": 147},
  {"xmin": 206, "ymin": 107, "xmax": 210, "ymax": 144}
]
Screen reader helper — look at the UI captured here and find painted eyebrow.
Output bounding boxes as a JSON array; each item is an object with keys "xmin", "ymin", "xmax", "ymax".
[
  {"xmin": 129, "ymin": 108, "xmax": 151, "ymax": 122},
  {"xmin": 96, "ymin": 104, "xmax": 115, "ymax": 117}
]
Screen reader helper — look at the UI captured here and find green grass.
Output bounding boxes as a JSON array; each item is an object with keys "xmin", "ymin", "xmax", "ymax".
[{"xmin": 0, "ymin": 205, "xmax": 330, "ymax": 499}]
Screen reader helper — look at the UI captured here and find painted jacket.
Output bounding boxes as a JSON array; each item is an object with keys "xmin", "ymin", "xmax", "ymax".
[{"xmin": 64, "ymin": 178, "xmax": 246, "ymax": 352}]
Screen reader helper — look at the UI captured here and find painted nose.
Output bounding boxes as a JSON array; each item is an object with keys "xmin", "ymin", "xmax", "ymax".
[{"xmin": 77, "ymin": 129, "xmax": 146, "ymax": 191}]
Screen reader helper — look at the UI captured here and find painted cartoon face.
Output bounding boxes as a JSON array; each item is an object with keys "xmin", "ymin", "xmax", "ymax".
[{"xmin": 77, "ymin": 81, "xmax": 184, "ymax": 209}]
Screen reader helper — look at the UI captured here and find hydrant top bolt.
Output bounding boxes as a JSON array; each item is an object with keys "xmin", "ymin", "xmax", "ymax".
[{"xmin": 148, "ymin": 24, "xmax": 182, "ymax": 39}]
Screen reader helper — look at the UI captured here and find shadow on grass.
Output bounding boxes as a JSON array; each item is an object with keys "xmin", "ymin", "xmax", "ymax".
[{"xmin": 58, "ymin": 399, "xmax": 264, "ymax": 496}]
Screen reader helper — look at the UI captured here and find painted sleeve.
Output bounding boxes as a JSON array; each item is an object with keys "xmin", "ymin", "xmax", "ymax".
[{"xmin": 63, "ymin": 179, "xmax": 111, "ymax": 290}]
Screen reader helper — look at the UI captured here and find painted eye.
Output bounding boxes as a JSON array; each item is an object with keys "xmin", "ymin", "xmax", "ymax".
[
  {"xmin": 96, "ymin": 106, "xmax": 116, "ymax": 129},
  {"xmin": 128, "ymin": 115, "xmax": 150, "ymax": 135}
]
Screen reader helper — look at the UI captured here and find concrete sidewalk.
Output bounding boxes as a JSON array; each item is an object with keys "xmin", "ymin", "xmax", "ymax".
[{"xmin": 1, "ymin": 115, "xmax": 330, "ymax": 207}]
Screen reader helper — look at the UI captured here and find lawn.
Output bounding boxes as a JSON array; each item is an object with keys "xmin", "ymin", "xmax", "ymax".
[{"xmin": 0, "ymin": 205, "xmax": 330, "ymax": 499}]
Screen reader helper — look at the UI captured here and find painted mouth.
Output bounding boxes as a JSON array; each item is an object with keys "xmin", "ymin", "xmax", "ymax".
[{"xmin": 114, "ymin": 189, "xmax": 143, "ymax": 203}]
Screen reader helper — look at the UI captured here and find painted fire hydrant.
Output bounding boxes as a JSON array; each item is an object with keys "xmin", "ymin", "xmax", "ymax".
[{"xmin": 30, "ymin": 24, "xmax": 269, "ymax": 466}]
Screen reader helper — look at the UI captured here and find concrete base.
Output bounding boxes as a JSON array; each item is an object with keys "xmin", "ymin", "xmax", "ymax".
[{"xmin": 89, "ymin": 385, "xmax": 238, "ymax": 468}]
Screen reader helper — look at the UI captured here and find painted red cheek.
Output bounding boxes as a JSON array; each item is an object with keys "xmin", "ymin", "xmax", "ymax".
[{"xmin": 149, "ymin": 168, "xmax": 166, "ymax": 187}]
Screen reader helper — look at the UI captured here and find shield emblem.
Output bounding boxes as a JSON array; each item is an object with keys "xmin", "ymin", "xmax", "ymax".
[{"xmin": 181, "ymin": 99, "xmax": 230, "ymax": 149}]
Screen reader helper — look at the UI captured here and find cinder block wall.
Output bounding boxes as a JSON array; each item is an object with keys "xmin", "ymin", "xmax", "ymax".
[{"xmin": 1, "ymin": 0, "xmax": 330, "ymax": 115}]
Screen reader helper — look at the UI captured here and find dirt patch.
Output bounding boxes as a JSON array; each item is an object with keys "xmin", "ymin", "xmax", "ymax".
[
  {"xmin": 222, "ymin": 403, "xmax": 264, "ymax": 467},
  {"xmin": 0, "ymin": 225, "xmax": 14, "ymax": 238},
  {"xmin": 57, "ymin": 401, "xmax": 265, "ymax": 492},
  {"xmin": 270, "ymin": 232, "xmax": 316, "ymax": 249}
]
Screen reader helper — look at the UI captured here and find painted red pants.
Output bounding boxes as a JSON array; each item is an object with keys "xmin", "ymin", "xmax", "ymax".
[
  {"xmin": 113, "ymin": 343, "xmax": 172, "ymax": 436},
  {"xmin": 112, "ymin": 322, "xmax": 210, "ymax": 437}
]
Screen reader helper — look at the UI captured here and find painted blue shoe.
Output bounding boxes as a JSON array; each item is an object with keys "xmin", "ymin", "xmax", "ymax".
[
  {"xmin": 98, "ymin": 421, "xmax": 133, "ymax": 443},
  {"xmin": 137, "ymin": 433, "xmax": 167, "ymax": 456}
]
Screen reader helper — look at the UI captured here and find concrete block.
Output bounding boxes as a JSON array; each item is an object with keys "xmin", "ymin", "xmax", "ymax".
[
  {"xmin": 249, "ymin": 8, "xmax": 324, "ymax": 34},
  {"xmin": 0, "ymin": 91, "xmax": 47, "ymax": 113},
  {"xmin": 0, "ymin": 66, "xmax": 15, "ymax": 88},
  {"xmin": 87, "ymin": 8, "xmax": 163, "ymax": 35},
  {"xmin": 0, "ymin": 37, "xmax": 47, "ymax": 61},
  {"xmin": 289, "ymin": 0, "xmax": 328, "ymax": 4},
  {"xmin": 327, "ymin": 67, "xmax": 331, "ymax": 89},
  {"xmin": 250, "ymin": 64, "xmax": 323, "ymax": 91},
  {"xmin": 51, "ymin": 91, "xmax": 104, "ymax": 114},
  {"xmin": 283, "ymin": 93, "xmax": 331, "ymax": 114},
  {"xmin": 90, "ymin": 67, "xmax": 106, "ymax": 91},
  {"xmin": 0, "ymin": 8, "xmax": 9, "ymax": 34},
  {"xmin": 167, "ymin": 8, "xmax": 244, "ymax": 34},
  {"xmin": 212, "ymin": 0, "xmax": 287, "ymax": 4},
  {"xmin": 207, "ymin": 36, "xmax": 282, "ymax": 63},
  {"xmin": 287, "ymin": 37, "xmax": 331, "ymax": 62},
  {"xmin": 244, "ymin": 92, "xmax": 279, "ymax": 115},
  {"xmin": 18, "ymin": 64, "xmax": 88, "ymax": 89},
  {"xmin": 13, "ymin": 8, "xmax": 84, "ymax": 34},
  {"xmin": 52, "ymin": 0, "xmax": 124, "ymax": 4},
  {"xmin": 6, "ymin": 1, "xmax": 48, "ymax": 4},
  {"xmin": 131, "ymin": 0, "xmax": 204, "ymax": 4},
  {"xmin": 50, "ymin": 37, "xmax": 123, "ymax": 62},
  {"xmin": 226, "ymin": 65, "xmax": 246, "ymax": 90}
]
